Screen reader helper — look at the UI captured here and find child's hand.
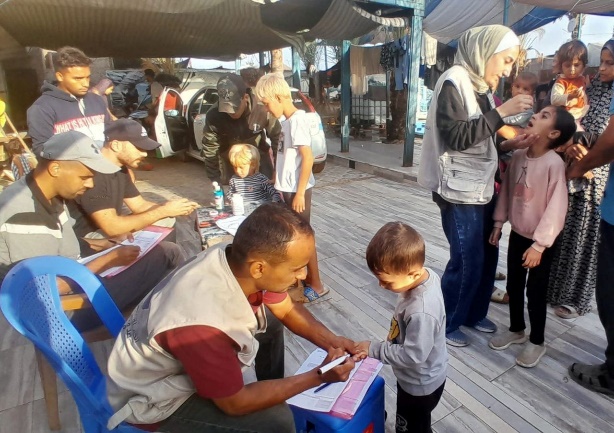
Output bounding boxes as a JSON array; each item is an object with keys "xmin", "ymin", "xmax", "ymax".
[
  {"xmin": 522, "ymin": 246, "xmax": 542, "ymax": 268},
  {"xmin": 568, "ymin": 87, "xmax": 584, "ymax": 101},
  {"xmin": 354, "ymin": 341, "xmax": 370, "ymax": 358},
  {"xmin": 292, "ymin": 193, "xmax": 306, "ymax": 213},
  {"xmin": 489, "ymin": 227, "xmax": 502, "ymax": 247},
  {"xmin": 565, "ymin": 144, "xmax": 588, "ymax": 162}
]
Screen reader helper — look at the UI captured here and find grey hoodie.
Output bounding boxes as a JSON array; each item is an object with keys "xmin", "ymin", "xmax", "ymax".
[
  {"xmin": 369, "ymin": 268, "xmax": 448, "ymax": 396},
  {"xmin": 27, "ymin": 82, "xmax": 110, "ymax": 154}
]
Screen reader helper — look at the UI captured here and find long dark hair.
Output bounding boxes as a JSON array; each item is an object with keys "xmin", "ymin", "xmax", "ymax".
[{"xmin": 549, "ymin": 106, "xmax": 576, "ymax": 149}]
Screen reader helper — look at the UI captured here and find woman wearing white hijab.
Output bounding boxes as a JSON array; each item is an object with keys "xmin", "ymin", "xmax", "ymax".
[{"xmin": 419, "ymin": 25, "xmax": 533, "ymax": 347}]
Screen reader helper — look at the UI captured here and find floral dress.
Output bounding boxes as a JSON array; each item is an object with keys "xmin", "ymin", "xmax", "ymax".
[{"xmin": 547, "ymin": 75, "xmax": 613, "ymax": 315}]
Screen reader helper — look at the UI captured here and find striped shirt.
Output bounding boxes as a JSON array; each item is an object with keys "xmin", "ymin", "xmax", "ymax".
[
  {"xmin": 0, "ymin": 173, "xmax": 80, "ymax": 282},
  {"xmin": 228, "ymin": 173, "xmax": 281, "ymax": 203}
]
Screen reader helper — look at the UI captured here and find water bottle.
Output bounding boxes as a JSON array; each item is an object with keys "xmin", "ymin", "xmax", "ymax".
[
  {"xmin": 232, "ymin": 193, "xmax": 245, "ymax": 216},
  {"xmin": 212, "ymin": 182, "xmax": 224, "ymax": 211}
]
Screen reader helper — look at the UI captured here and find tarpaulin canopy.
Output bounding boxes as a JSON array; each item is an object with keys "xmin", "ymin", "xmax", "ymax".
[
  {"xmin": 0, "ymin": 0, "xmax": 405, "ymax": 59},
  {"xmin": 514, "ymin": 0, "xmax": 614, "ymax": 15},
  {"xmin": 0, "ymin": 0, "xmax": 604, "ymax": 60},
  {"xmin": 423, "ymin": 0, "xmax": 567, "ymax": 43}
]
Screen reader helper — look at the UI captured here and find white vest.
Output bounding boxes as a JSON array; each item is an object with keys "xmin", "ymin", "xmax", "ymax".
[
  {"xmin": 418, "ymin": 65, "xmax": 498, "ymax": 204},
  {"xmin": 106, "ymin": 244, "xmax": 266, "ymax": 429}
]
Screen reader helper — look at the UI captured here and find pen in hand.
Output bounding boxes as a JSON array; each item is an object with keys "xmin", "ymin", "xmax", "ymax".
[
  {"xmin": 313, "ymin": 382, "xmax": 332, "ymax": 394},
  {"xmin": 317, "ymin": 354, "xmax": 350, "ymax": 375}
]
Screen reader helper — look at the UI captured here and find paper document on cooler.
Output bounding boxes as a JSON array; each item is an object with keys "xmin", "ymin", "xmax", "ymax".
[{"xmin": 287, "ymin": 348, "xmax": 361, "ymax": 412}]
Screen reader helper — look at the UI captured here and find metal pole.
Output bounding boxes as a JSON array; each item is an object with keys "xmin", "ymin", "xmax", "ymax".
[
  {"xmin": 402, "ymin": 10, "xmax": 423, "ymax": 167},
  {"xmin": 291, "ymin": 47, "xmax": 301, "ymax": 89},
  {"xmin": 235, "ymin": 58, "xmax": 240, "ymax": 74},
  {"xmin": 577, "ymin": 14, "xmax": 584, "ymax": 40},
  {"xmin": 341, "ymin": 40, "xmax": 351, "ymax": 153},
  {"xmin": 259, "ymin": 52, "xmax": 265, "ymax": 68}
]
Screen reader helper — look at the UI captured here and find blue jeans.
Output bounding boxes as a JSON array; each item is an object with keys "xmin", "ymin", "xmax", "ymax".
[
  {"xmin": 597, "ymin": 220, "xmax": 614, "ymax": 375},
  {"xmin": 434, "ymin": 193, "xmax": 499, "ymax": 334}
]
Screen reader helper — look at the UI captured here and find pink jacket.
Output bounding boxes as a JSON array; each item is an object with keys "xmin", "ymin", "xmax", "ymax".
[{"xmin": 493, "ymin": 148, "xmax": 568, "ymax": 252}]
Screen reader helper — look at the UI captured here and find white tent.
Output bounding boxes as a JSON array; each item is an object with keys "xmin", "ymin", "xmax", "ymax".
[{"xmin": 514, "ymin": 0, "xmax": 614, "ymax": 15}]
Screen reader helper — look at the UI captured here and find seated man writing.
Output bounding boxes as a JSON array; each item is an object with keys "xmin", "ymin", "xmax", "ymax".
[
  {"xmin": 106, "ymin": 203, "xmax": 361, "ymax": 433},
  {"xmin": 69, "ymin": 118, "xmax": 198, "ymax": 240},
  {"xmin": 0, "ymin": 130, "xmax": 183, "ymax": 331}
]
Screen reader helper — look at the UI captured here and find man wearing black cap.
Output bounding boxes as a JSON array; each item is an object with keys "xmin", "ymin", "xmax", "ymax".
[
  {"xmin": 0, "ymin": 130, "xmax": 183, "ymax": 331},
  {"xmin": 69, "ymin": 119, "xmax": 199, "ymax": 239},
  {"xmin": 202, "ymin": 74, "xmax": 280, "ymax": 184}
]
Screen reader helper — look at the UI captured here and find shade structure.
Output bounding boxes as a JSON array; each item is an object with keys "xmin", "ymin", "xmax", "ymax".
[
  {"xmin": 423, "ymin": 0, "xmax": 568, "ymax": 44},
  {"xmin": 0, "ymin": 0, "xmax": 406, "ymax": 59},
  {"xmin": 513, "ymin": 0, "xmax": 614, "ymax": 15}
]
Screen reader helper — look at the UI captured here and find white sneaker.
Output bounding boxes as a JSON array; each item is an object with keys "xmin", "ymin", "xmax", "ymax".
[
  {"xmin": 489, "ymin": 330, "xmax": 528, "ymax": 350},
  {"xmin": 516, "ymin": 342, "xmax": 546, "ymax": 368}
]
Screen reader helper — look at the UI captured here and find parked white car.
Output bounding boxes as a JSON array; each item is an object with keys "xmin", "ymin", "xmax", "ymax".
[{"xmin": 153, "ymin": 86, "xmax": 327, "ymax": 173}]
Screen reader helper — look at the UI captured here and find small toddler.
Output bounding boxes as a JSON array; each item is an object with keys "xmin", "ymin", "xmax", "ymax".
[
  {"xmin": 356, "ymin": 222, "xmax": 447, "ymax": 433},
  {"xmin": 228, "ymin": 143, "xmax": 281, "ymax": 203},
  {"xmin": 551, "ymin": 40, "xmax": 590, "ymax": 122},
  {"xmin": 498, "ymin": 71, "xmax": 539, "ymax": 143}
]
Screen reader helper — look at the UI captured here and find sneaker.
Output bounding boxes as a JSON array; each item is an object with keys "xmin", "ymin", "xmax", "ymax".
[
  {"xmin": 473, "ymin": 318, "xmax": 497, "ymax": 333},
  {"xmin": 568, "ymin": 363, "xmax": 614, "ymax": 396},
  {"xmin": 516, "ymin": 342, "xmax": 546, "ymax": 368},
  {"xmin": 446, "ymin": 329, "xmax": 469, "ymax": 347},
  {"xmin": 489, "ymin": 330, "xmax": 528, "ymax": 350}
]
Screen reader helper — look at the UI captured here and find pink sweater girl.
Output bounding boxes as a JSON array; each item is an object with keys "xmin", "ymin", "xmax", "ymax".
[{"xmin": 488, "ymin": 106, "xmax": 576, "ymax": 368}]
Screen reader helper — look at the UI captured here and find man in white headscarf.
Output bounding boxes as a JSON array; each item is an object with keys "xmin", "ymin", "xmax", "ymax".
[{"xmin": 418, "ymin": 25, "xmax": 533, "ymax": 348}]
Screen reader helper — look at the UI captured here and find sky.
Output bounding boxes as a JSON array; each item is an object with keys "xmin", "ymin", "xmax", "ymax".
[
  {"xmin": 528, "ymin": 14, "xmax": 614, "ymax": 57},
  {"xmin": 190, "ymin": 14, "xmax": 614, "ymax": 70}
]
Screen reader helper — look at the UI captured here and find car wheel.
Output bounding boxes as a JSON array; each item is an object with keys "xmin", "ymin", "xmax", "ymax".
[{"xmin": 313, "ymin": 161, "xmax": 326, "ymax": 174}]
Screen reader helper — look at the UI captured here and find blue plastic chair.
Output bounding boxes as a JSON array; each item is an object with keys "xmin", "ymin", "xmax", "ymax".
[{"xmin": 0, "ymin": 256, "xmax": 143, "ymax": 433}]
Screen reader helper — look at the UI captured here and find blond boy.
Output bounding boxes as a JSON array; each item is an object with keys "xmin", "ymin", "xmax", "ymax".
[{"xmin": 255, "ymin": 74, "xmax": 329, "ymax": 301}]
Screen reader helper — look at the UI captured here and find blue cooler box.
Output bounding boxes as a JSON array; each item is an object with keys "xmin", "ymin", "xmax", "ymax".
[{"xmin": 290, "ymin": 375, "xmax": 385, "ymax": 433}]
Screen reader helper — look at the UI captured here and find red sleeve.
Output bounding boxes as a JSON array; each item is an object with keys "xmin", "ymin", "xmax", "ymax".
[
  {"xmin": 155, "ymin": 325, "xmax": 244, "ymax": 399},
  {"xmin": 262, "ymin": 290, "xmax": 287, "ymax": 305}
]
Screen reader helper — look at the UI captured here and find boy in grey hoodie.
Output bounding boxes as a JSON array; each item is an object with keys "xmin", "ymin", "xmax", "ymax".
[{"xmin": 356, "ymin": 222, "xmax": 448, "ymax": 433}]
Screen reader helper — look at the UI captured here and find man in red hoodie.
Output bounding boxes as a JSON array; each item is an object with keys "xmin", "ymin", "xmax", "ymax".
[{"xmin": 27, "ymin": 46, "xmax": 111, "ymax": 154}]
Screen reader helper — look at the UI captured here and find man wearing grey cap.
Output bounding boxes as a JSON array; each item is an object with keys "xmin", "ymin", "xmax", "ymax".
[
  {"xmin": 202, "ymin": 73, "xmax": 280, "ymax": 184},
  {"xmin": 0, "ymin": 130, "xmax": 183, "ymax": 331},
  {"xmin": 69, "ymin": 118, "xmax": 198, "ymax": 239}
]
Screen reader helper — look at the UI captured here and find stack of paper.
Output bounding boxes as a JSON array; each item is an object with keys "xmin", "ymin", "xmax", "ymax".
[
  {"xmin": 330, "ymin": 357, "xmax": 383, "ymax": 419},
  {"xmin": 287, "ymin": 348, "xmax": 382, "ymax": 418},
  {"xmin": 78, "ymin": 226, "xmax": 171, "ymax": 277}
]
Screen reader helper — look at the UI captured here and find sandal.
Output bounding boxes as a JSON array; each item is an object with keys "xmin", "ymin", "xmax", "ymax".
[
  {"xmin": 569, "ymin": 363, "xmax": 614, "ymax": 396},
  {"xmin": 555, "ymin": 305, "xmax": 579, "ymax": 319},
  {"xmin": 302, "ymin": 286, "xmax": 330, "ymax": 303},
  {"xmin": 491, "ymin": 288, "xmax": 509, "ymax": 304}
]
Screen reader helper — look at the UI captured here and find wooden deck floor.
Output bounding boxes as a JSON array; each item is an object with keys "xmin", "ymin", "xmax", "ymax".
[{"xmin": 0, "ymin": 159, "xmax": 611, "ymax": 433}]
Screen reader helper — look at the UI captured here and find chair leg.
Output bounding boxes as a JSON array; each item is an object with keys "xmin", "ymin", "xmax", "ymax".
[{"xmin": 35, "ymin": 348, "xmax": 61, "ymax": 431}]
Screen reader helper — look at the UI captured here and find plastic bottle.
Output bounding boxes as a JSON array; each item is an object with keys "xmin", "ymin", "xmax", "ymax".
[
  {"xmin": 232, "ymin": 193, "xmax": 245, "ymax": 216},
  {"xmin": 212, "ymin": 182, "xmax": 224, "ymax": 211}
]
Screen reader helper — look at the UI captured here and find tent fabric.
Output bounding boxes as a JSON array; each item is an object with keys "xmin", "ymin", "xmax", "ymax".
[
  {"xmin": 0, "ymin": 0, "xmax": 405, "ymax": 59},
  {"xmin": 424, "ymin": 1, "xmax": 566, "ymax": 43},
  {"xmin": 514, "ymin": 1, "xmax": 614, "ymax": 15},
  {"xmin": 0, "ymin": 0, "xmax": 601, "ymax": 60}
]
